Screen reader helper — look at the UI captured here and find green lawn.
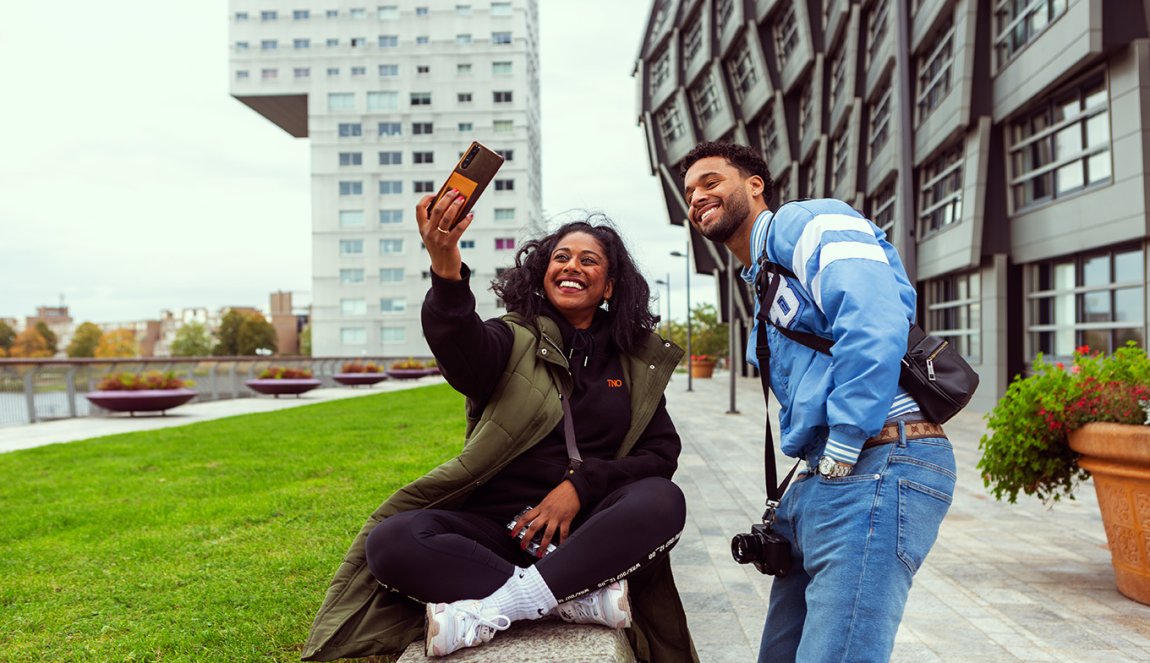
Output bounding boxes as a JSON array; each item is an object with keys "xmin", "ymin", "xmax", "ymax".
[{"xmin": 0, "ymin": 384, "xmax": 467, "ymax": 662}]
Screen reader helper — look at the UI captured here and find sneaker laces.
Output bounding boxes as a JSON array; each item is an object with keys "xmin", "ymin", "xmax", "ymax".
[{"xmin": 456, "ymin": 605, "xmax": 511, "ymax": 647}]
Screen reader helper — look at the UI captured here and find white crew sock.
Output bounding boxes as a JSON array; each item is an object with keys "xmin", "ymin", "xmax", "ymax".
[{"xmin": 483, "ymin": 565, "xmax": 559, "ymax": 622}]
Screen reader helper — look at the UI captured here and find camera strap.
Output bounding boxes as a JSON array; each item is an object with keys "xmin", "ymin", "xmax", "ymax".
[
  {"xmin": 754, "ymin": 257, "xmax": 801, "ymax": 515},
  {"xmin": 559, "ymin": 393, "xmax": 582, "ymax": 474}
]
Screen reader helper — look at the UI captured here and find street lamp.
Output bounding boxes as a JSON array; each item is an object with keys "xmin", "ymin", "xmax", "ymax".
[
  {"xmin": 655, "ymin": 275, "xmax": 671, "ymax": 338},
  {"xmin": 670, "ymin": 244, "xmax": 692, "ymax": 392}
]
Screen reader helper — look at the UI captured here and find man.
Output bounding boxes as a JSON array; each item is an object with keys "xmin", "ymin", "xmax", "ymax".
[{"xmin": 681, "ymin": 141, "xmax": 956, "ymax": 662}]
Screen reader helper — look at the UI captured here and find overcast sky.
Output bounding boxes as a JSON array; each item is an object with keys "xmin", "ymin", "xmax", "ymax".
[{"xmin": 0, "ymin": 1, "xmax": 714, "ymax": 326}]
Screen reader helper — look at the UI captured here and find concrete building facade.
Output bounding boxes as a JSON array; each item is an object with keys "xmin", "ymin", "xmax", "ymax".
[
  {"xmin": 636, "ymin": 0, "xmax": 1150, "ymax": 410},
  {"xmin": 228, "ymin": 0, "xmax": 542, "ymax": 357}
]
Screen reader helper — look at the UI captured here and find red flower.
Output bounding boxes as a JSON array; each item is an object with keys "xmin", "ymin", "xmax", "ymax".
[{"xmin": 1075, "ymin": 345, "xmax": 1091, "ymax": 355}]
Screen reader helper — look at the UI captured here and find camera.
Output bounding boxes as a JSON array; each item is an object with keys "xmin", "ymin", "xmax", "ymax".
[{"xmin": 731, "ymin": 517, "xmax": 792, "ymax": 576}]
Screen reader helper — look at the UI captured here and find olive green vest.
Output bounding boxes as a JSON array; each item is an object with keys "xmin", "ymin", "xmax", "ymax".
[{"xmin": 301, "ymin": 315, "xmax": 695, "ymax": 662}]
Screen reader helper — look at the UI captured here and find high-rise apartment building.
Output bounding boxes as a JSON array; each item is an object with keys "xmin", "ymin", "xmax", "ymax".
[
  {"xmin": 636, "ymin": 0, "xmax": 1150, "ymax": 410},
  {"xmin": 229, "ymin": 1, "xmax": 542, "ymax": 356}
]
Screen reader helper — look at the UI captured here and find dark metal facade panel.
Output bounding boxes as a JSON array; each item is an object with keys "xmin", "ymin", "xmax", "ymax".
[{"xmin": 233, "ymin": 94, "xmax": 309, "ymax": 137}]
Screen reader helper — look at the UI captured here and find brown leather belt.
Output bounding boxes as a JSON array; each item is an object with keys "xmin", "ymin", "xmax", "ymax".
[{"xmin": 862, "ymin": 421, "xmax": 946, "ymax": 449}]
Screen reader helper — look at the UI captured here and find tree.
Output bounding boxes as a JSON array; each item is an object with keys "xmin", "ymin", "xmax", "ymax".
[
  {"xmin": 66, "ymin": 322, "xmax": 103, "ymax": 358},
  {"xmin": 35, "ymin": 321, "xmax": 58, "ymax": 355},
  {"xmin": 95, "ymin": 328, "xmax": 138, "ymax": 358},
  {"xmin": 0, "ymin": 320, "xmax": 15, "ymax": 353},
  {"xmin": 686, "ymin": 303, "xmax": 730, "ymax": 359},
  {"xmin": 299, "ymin": 324, "xmax": 312, "ymax": 357},
  {"xmin": 170, "ymin": 321, "xmax": 213, "ymax": 357},
  {"xmin": 9, "ymin": 327, "xmax": 53, "ymax": 358},
  {"xmin": 213, "ymin": 309, "xmax": 278, "ymax": 356}
]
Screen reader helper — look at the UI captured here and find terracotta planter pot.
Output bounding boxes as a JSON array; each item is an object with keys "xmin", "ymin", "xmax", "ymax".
[
  {"xmin": 690, "ymin": 360, "xmax": 717, "ymax": 379},
  {"xmin": 333, "ymin": 373, "xmax": 388, "ymax": 387},
  {"xmin": 1068, "ymin": 422, "xmax": 1150, "ymax": 606},
  {"xmin": 244, "ymin": 378, "xmax": 321, "ymax": 397},
  {"xmin": 85, "ymin": 389, "xmax": 197, "ymax": 415}
]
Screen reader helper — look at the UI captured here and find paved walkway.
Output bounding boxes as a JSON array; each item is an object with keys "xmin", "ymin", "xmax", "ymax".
[
  {"xmin": 4, "ymin": 372, "xmax": 1150, "ymax": 661},
  {"xmin": 664, "ymin": 372, "xmax": 1150, "ymax": 662}
]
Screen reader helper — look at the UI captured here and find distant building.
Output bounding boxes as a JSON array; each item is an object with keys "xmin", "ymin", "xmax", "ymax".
[
  {"xmin": 26, "ymin": 306, "xmax": 73, "ymax": 356},
  {"xmin": 227, "ymin": 0, "xmax": 543, "ymax": 357},
  {"xmin": 270, "ymin": 291, "xmax": 310, "ymax": 355},
  {"xmin": 635, "ymin": 0, "xmax": 1150, "ymax": 410}
]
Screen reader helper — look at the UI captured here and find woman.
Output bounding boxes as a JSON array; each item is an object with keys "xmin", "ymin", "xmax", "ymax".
[{"xmin": 300, "ymin": 191, "xmax": 698, "ymax": 662}]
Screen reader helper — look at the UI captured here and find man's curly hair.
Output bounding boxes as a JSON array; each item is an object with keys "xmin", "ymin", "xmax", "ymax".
[{"xmin": 679, "ymin": 141, "xmax": 773, "ymax": 203}]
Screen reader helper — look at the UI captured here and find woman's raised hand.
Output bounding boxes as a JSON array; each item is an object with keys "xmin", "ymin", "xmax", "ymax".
[{"xmin": 416, "ymin": 191, "xmax": 475, "ymax": 281}]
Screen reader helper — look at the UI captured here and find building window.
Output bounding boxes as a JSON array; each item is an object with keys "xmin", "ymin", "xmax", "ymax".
[
  {"xmin": 458, "ymin": 93, "xmax": 473, "ymax": 103},
  {"xmin": 830, "ymin": 127, "xmax": 851, "ymax": 192},
  {"xmin": 380, "ymin": 239, "xmax": 405, "ymax": 254},
  {"xmin": 235, "ymin": 41, "xmax": 249, "ymax": 50},
  {"xmin": 493, "ymin": 61, "xmax": 513, "ymax": 75},
  {"xmin": 379, "ymin": 35, "xmax": 398, "ymax": 47},
  {"xmin": 380, "ymin": 298, "xmax": 407, "ymax": 313},
  {"xmin": 379, "ymin": 151, "xmax": 402, "ymax": 165},
  {"xmin": 494, "ymin": 208, "xmax": 515, "ymax": 221},
  {"xmin": 776, "ymin": 167, "xmax": 793, "ymax": 202},
  {"xmin": 492, "ymin": 31, "xmax": 512, "ymax": 44},
  {"xmin": 457, "ymin": 5, "xmax": 473, "ymax": 16},
  {"xmin": 328, "ymin": 92, "xmax": 355, "ymax": 111},
  {"xmin": 866, "ymin": 0, "xmax": 890, "ymax": 68},
  {"xmin": 381, "ymin": 327, "xmax": 406, "ymax": 342},
  {"xmin": 726, "ymin": 39, "xmax": 758, "ymax": 104},
  {"xmin": 293, "ymin": 9, "xmax": 309, "ymax": 19},
  {"xmin": 716, "ymin": 0, "xmax": 735, "ymax": 27},
  {"xmin": 458, "ymin": 122, "xmax": 474, "ymax": 132},
  {"xmin": 460, "ymin": 240, "xmax": 476, "ymax": 249},
  {"xmin": 494, "ymin": 91, "xmax": 513, "ymax": 103},
  {"xmin": 657, "ymin": 103, "xmax": 686, "ymax": 144},
  {"xmin": 413, "ymin": 151, "xmax": 434, "ymax": 164},
  {"xmin": 759, "ymin": 106, "xmax": 779, "ymax": 164},
  {"xmin": 340, "ymin": 268, "xmax": 365, "ymax": 285},
  {"xmin": 829, "ymin": 44, "xmax": 848, "ymax": 107},
  {"xmin": 916, "ymin": 18, "xmax": 955, "ymax": 124},
  {"xmin": 457, "ymin": 33, "xmax": 472, "ymax": 44},
  {"xmin": 341, "ymin": 298, "xmax": 367, "ymax": 316},
  {"xmin": 416, "ymin": 36, "xmax": 429, "ymax": 44},
  {"xmin": 412, "ymin": 122, "xmax": 434, "ymax": 135},
  {"xmin": 1008, "ymin": 74, "xmax": 1111, "ymax": 212},
  {"xmin": 378, "ymin": 5, "xmax": 398, "ymax": 19},
  {"xmin": 340, "ymin": 239, "xmax": 364, "ymax": 256},
  {"xmin": 495, "ymin": 237, "xmax": 516, "ymax": 250},
  {"xmin": 339, "ymin": 123, "xmax": 362, "ymax": 137},
  {"xmin": 774, "ymin": 4, "xmax": 799, "ymax": 69},
  {"xmin": 339, "ymin": 181, "xmax": 363, "ymax": 196},
  {"xmin": 417, "ymin": 65, "xmax": 430, "ymax": 75},
  {"xmin": 339, "ymin": 210, "xmax": 365, "ymax": 227},
  {"xmin": 994, "ymin": 0, "xmax": 1068, "ymax": 69},
  {"xmin": 690, "ymin": 72, "xmax": 722, "ymax": 123},
  {"xmin": 379, "ymin": 181, "xmax": 403, "ymax": 195},
  {"xmin": 918, "ymin": 141, "xmax": 964, "ymax": 236},
  {"xmin": 261, "ymin": 68, "xmax": 278, "ymax": 80},
  {"xmin": 869, "ymin": 76, "xmax": 893, "ymax": 159},
  {"xmin": 414, "ymin": 180, "xmax": 435, "ymax": 193},
  {"xmin": 416, "ymin": 6, "xmax": 429, "ymax": 16},
  {"xmin": 411, "ymin": 92, "xmax": 431, "ymax": 106},
  {"xmin": 293, "ymin": 67, "xmax": 311, "ymax": 78},
  {"xmin": 327, "ymin": 67, "xmax": 340, "ymax": 77},
  {"xmin": 339, "ymin": 152, "xmax": 363, "ymax": 166},
  {"xmin": 235, "ymin": 12, "xmax": 249, "ymax": 21},
  {"xmin": 683, "ymin": 19, "xmax": 703, "ymax": 63},
  {"xmin": 495, "ymin": 178, "xmax": 514, "ymax": 191},
  {"xmin": 651, "ymin": 47, "xmax": 671, "ymax": 93},
  {"xmin": 326, "ymin": 9, "xmax": 338, "ymax": 18},
  {"xmin": 368, "ymin": 91, "xmax": 398, "ymax": 111},
  {"xmin": 378, "ymin": 122, "xmax": 401, "ymax": 137},
  {"xmin": 495, "ymin": 149, "xmax": 513, "ymax": 161},
  {"xmin": 379, "ymin": 64, "xmax": 399, "ymax": 77},
  {"xmin": 350, "ymin": 8, "xmax": 367, "ymax": 18},
  {"xmin": 260, "ymin": 10, "xmax": 277, "ymax": 21},
  {"xmin": 869, "ymin": 180, "xmax": 897, "ymax": 235},
  {"xmin": 1028, "ymin": 247, "xmax": 1144, "ymax": 359},
  {"xmin": 458, "ymin": 63, "xmax": 473, "ymax": 75},
  {"xmin": 927, "ymin": 272, "xmax": 982, "ymax": 362},
  {"xmin": 492, "ymin": 1, "xmax": 512, "ymax": 15},
  {"xmin": 341, "ymin": 328, "xmax": 367, "ymax": 345},
  {"xmin": 293, "ymin": 38, "xmax": 310, "ymax": 49},
  {"xmin": 350, "ymin": 37, "xmax": 366, "ymax": 48},
  {"xmin": 803, "ymin": 156, "xmax": 821, "ymax": 198},
  {"xmin": 261, "ymin": 39, "xmax": 278, "ymax": 50},
  {"xmin": 235, "ymin": 70, "xmax": 250, "ymax": 80},
  {"xmin": 326, "ymin": 38, "xmax": 339, "ymax": 48},
  {"xmin": 494, "ymin": 120, "xmax": 514, "ymax": 133},
  {"xmin": 798, "ymin": 82, "xmax": 814, "ymax": 137},
  {"xmin": 351, "ymin": 66, "xmax": 366, "ymax": 77},
  {"xmin": 380, "ymin": 268, "xmax": 404, "ymax": 283},
  {"xmin": 379, "ymin": 209, "xmax": 403, "ymax": 223}
]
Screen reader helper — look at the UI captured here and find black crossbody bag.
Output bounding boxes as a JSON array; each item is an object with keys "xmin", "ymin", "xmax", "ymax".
[{"xmin": 754, "ymin": 245, "xmax": 979, "ymax": 425}]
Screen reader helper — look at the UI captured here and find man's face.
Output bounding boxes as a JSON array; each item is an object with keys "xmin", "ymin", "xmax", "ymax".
[{"xmin": 683, "ymin": 156, "xmax": 759, "ymax": 244}]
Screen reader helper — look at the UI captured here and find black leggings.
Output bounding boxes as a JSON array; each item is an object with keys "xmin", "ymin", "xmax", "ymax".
[{"xmin": 365, "ymin": 477, "xmax": 686, "ymax": 603}]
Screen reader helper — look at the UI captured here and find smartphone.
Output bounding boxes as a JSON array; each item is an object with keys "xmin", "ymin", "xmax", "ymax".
[{"xmin": 426, "ymin": 141, "xmax": 505, "ymax": 229}]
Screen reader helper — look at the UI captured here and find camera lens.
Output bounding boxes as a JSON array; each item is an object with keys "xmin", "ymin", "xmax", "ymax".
[{"xmin": 731, "ymin": 532, "xmax": 761, "ymax": 565}]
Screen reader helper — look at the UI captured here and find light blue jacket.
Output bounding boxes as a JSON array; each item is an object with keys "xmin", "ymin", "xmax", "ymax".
[{"xmin": 741, "ymin": 199, "xmax": 918, "ymax": 464}]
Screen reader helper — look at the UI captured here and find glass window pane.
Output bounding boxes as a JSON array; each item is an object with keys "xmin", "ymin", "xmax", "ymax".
[
  {"xmin": 1055, "ymin": 262, "xmax": 1075, "ymax": 290},
  {"xmin": 1114, "ymin": 287, "xmax": 1143, "ymax": 323},
  {"xmin": 1081, "ymin": 291, "xmax": 1111, "ymax": 322},
  {"xmin": 1116, "ymin": 327, "xmax": 1144, "ymax": 348},
  {"xmin": 1082, "ymin": 255, "xmax": 1109, "ymax": 287},
  {"xmin": 1084, "ymin": 83, "xmax": 1107, "ymax": 109},
  {"xmin": 1081, "ymin": 329, "xmax": 1110, "ymax": 354},
  {"xmin": 1085, "ymin": 111, "xmax": 1109, "ymax": 148},
  {"xmin": 1114, "ymin": 250, "xmax": 1143, "ymax": 283},
  {"xmin": 1087, "ymin": 152, "xmax": 1111, "ymax": 183},
  {"xmin": 1054, "ymin": 124, "xmax": 1082, "ymax": 156},
  {"xmin": 1055, "ymin": 161, "xmax": 1084, "ymax": 194},
  {"xmin": 1033, "ymin": 297, "xmax": 1054, "ymax": 324}
]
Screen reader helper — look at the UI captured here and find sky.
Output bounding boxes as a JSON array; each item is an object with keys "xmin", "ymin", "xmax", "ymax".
[{"xmin": 0, "ymin": 1, "xmax": 714, "ymax": 327}]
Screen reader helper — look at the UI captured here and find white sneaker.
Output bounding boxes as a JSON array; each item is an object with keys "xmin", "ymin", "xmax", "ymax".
[
  {"xmin": 555, "ymin": 580, "xmax": 631, "ymax": 629},
  {"xmin": 425, "ymin": 599, "xmax": 511, "ymax": 657}
]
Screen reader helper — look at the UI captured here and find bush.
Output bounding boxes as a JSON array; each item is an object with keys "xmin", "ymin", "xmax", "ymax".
[
  {"xmin": 341, "ymin": 361, "xmax": 383, "ymax": 373},
  {"xmin": 391, "ymin": 358, "xmax": 426, "ymax": 370},
  {"xmin": 97, "ymin": 371, "xmax": 192, "ymax": 391},
  {"xmin": 258, "ymin": 367, "xmax": 313, "ymax": 380}
]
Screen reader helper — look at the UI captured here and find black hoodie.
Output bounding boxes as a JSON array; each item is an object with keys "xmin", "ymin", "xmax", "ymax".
[{"xmin": 421, "ymin": 265, "xmax": 681, "ymax": 521}]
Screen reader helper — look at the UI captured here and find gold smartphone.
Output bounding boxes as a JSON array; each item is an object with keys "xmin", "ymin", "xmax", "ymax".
[{"xmin": 426, "ymin": 141, "xmax": 505, "ymax": 229}]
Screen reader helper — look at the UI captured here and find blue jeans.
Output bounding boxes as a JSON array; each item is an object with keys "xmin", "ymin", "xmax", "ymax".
[{"xmin": 758, "ymin": 422, "xmax": 956, "ymax": 663}]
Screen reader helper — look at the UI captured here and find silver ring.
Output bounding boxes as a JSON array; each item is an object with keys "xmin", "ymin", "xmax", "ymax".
[{"xmin": 435, "ymin": 226, "xmax": 450, "ymax": 234}]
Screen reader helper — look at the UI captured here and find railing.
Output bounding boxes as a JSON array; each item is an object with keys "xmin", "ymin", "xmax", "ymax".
[{"xmin": 0, "ymin": 356, "xmax": 432, "ymax": 428}]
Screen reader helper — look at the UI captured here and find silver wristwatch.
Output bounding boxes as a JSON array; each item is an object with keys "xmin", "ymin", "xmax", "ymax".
[{"xmin": 817, "ymin": 456, "xmax": 852, "ymax": 478}]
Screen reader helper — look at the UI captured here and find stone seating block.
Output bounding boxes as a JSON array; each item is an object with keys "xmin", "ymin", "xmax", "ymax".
[{"xmin": 395, "ymin": 618, "xmax": 636, "ymax": 662}]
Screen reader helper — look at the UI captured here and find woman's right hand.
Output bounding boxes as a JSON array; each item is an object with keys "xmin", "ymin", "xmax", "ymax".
[{"xmin": 416, "ymin": 191, "xmax": 474, "ymax": 281}]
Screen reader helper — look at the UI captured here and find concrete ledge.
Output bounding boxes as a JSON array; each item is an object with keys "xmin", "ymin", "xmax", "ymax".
[{"xmin": 396, "ymin": 619, "xmax": 635, "ymax": 662}]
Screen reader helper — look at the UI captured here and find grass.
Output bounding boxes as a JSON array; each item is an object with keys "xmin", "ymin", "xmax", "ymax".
[{"xmin": 0, "ymin": 384, "xmax": 467, "ymax": 662}]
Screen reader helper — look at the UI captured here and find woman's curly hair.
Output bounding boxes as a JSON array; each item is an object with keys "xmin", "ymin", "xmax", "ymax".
[{"xmin": 492, "ymin": 217, "xmax": 658, "ymax": 354}]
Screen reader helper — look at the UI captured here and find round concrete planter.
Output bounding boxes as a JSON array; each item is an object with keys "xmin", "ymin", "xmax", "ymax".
[
  {"xmin": 332, "ymin": 373, "xmax": 388, "ymax": 387},
  {"xmin": 244, "ymin": 378, "xmax": 321, "ymax": 398},
  {"xmin": 85, "ymin": 389, "xmax": 198, "ymax": 415},
  {"xmin": 1068, "ymin": 422, "xmax": 1150, "ymax": 605},
  {"xmin": 386, "ymin": 368, "xmax": 433, "ymax": 380}
]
